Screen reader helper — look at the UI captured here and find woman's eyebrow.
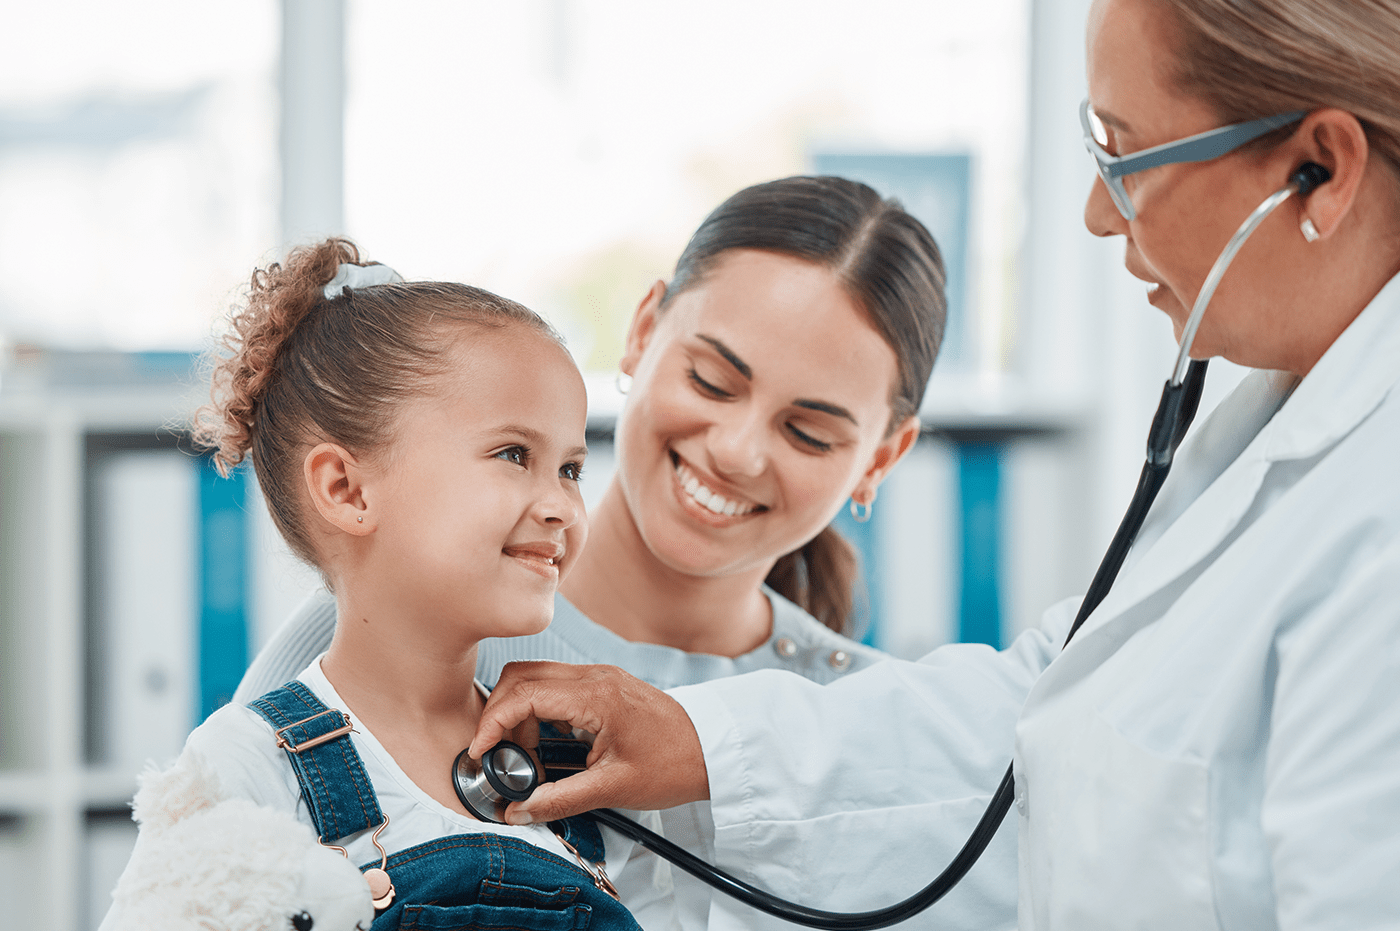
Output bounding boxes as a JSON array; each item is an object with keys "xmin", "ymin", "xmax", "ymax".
[
  {"xmin": 795, "ymin": 398, "xmax": 857, "ymax": 425},
  {"xmin": 696, "ymin": 334, "xmax": 752, "ymax": 380},
  {"xmin": 695, "ymin": 333, "xmax": 857, "ymax": 425}
]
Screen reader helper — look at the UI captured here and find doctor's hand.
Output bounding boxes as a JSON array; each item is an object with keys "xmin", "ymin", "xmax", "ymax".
[{"xmin": 470, "ymin": 661, "xmax": 710, "ymax": 824}]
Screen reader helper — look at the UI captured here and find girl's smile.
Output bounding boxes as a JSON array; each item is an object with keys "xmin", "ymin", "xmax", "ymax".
[
  {"xmin": 345, "ymin": 325, "xmax": 588, "ymax": 643},
  {"xmin": 502, "ymin": 540, "xmax": 566, "ymax": 580}
]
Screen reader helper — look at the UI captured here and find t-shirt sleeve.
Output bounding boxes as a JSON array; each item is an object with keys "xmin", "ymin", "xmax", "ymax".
[{"xmin": 98, "ymin": 704, "xmax": 305, "ymax": 931}]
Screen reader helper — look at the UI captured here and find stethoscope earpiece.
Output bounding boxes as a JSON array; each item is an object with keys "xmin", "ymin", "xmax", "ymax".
[
  {"xmin": 452, "ymin": 741, "xmax": 540, "ymax": 824},
  {"xmin": 1290, "ymin": 161, "xmax": 1331, "ymax": 196}
]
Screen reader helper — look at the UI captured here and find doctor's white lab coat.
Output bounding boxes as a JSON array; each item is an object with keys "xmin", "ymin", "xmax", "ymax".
[{"xmin": 670, "ymin": 273, "xmax": 1400, "ymax": 931}]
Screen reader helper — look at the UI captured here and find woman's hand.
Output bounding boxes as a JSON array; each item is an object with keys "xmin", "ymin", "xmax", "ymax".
[{"xmin": 470, "ymin": 661, "xmax": 710, "ymax": 824}]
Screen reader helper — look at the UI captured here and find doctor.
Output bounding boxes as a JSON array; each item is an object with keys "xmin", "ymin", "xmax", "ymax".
[{"xmin": 473, "ymin": 0, "xmax": 1400, "ymax": 927}]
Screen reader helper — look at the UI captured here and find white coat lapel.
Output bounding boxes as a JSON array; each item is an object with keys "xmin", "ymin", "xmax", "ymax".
[
  {"xmin": 1062, "ymin": 373, "xmax": 1287, "ymax": 648},
  {"xmin": 1068, "ymin": 270, "xmax": 1400, "ymax": 652}
]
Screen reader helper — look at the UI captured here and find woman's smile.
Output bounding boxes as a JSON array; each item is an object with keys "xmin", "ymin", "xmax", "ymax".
[{"xmin": 670, "ymin": 451, "xmax": 766, "ymax": 522}]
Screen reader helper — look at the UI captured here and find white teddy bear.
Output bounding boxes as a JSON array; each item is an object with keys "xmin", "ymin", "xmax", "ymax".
[{"xmin": 104, "ymin": 747, "xmax": 375, "ymax": 931}]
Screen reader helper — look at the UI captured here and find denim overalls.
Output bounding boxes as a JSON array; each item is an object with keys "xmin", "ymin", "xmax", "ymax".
[{"xmin": 250, "ymin": 682, "xmax": 643, "ymax": 930}]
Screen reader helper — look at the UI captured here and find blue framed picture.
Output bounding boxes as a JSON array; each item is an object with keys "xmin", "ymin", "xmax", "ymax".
[{"xmin": 809, "ymin": 152, "xmax": 972, "ymax": 369}]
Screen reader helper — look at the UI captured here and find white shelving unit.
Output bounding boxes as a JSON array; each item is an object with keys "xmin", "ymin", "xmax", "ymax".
[
  {"xmin": 1, "ymin": 379, "xmax": 202, "ymax": 930},
  {"xmin": 1, "ymin": 359, "xmax": 318, "ymax": 930}
]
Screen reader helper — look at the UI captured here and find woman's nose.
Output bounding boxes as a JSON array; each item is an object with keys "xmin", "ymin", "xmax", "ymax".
[
  {"xmin": 1085, "ymin": 175, "xmax": 1128, "ymax": 238},
  {"xmin": 708, "ymin": 408, "xmax": 768, "ymax": 479}
]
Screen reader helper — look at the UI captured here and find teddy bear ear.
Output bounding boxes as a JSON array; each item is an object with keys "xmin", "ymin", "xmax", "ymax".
[{"xmin": 132, "ymin": 747, "xmax": 225, "ymax": 833}]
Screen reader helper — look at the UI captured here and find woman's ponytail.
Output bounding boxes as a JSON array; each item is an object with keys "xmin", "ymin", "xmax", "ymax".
[{"xmin": 765, "ymin": 525, "xmax": 862, "ymax": 635}]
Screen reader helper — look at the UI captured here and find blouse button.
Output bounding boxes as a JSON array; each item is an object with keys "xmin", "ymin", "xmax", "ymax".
[
  {"xmin": 827, "ymin": 650, "xmax": 851, "ymax": 671},
  {"xmin": 774, "ymin": 637, "xmax": 798, "ymax": 659}
]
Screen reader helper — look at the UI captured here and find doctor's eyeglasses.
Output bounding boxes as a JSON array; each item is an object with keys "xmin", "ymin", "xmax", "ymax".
[{"xmin": 1081, "ymin": 98, "xmax": 1308, "ymax": 221}]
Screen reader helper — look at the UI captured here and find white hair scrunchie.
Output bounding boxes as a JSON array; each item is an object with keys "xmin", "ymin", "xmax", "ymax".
[{"xmin": 323, "ymin": 262, "xmax": 404, "ymax": 300}]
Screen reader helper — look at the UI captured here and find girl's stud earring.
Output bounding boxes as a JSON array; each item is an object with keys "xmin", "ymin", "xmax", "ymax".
[
  {"xmin": 1300, "ymin": 218, "xmax": 1321, "ymax": 243},
  {"xmin": 615, "ymin": 371, "xmax": 633, "ymax": 395},
  {"xmin": 357, "ymin": 516, "xmax": 364, "ymax": 523}
]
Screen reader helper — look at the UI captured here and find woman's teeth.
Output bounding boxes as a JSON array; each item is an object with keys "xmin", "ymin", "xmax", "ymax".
[{"xmin": 675, "ymin": 461, "xmax": 756, "ymax": 516}]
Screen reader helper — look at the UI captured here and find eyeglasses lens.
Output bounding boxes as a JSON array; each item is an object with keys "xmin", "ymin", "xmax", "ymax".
[{"xmin": 1086, "ymin": 104, "xmax": 1109, "ymax": 147}]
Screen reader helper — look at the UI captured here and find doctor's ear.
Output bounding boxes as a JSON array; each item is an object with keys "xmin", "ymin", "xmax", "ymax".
[
  {"xmin": 304, "ymin": 443, "xmax": 374, "ymax": 534},
  {"xmin": 1287, "ymin": 108, "xmax": 1370, "ymax": 241},
  {"xmin": 620, "ymin": 280, "xmax": 668, "ymax": 376},
  {"xmin": 851, "ymin": 415, "xmax": 920, "ymax": 505}
]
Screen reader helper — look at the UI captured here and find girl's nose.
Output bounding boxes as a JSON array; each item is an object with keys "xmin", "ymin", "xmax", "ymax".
[{"xmin": 537, "ymin": 477, "xmax": 584, "ymax": 527}]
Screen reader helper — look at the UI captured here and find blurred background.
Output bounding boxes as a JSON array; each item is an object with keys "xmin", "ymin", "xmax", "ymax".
[{"xmin": 0, "ymin": 1, "xmax": 1250, "ymax": 926}]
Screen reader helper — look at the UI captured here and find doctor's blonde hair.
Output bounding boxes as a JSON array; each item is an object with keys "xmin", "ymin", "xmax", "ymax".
[{"xmin": 1165, "ymin": 0, "xmax": 1400, "ymax": 184}]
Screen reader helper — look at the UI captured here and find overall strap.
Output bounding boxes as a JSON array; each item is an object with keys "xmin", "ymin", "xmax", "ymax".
[
  {"xmin": 538, "ymin": 722, "xmax": 607, "ymax": 864},
  {"xmin": 248, "ymin": 681, "xmax": 384, "ymax": 844}
]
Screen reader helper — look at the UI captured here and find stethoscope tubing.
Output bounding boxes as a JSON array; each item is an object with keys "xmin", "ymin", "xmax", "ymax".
[
  {"xmin": 602, "ymin": 179, "xmax": 1301, "ymax": 926},
  {"xmin": 471, "ymin": 168, "xmax": 1325, "ymax": 928}
]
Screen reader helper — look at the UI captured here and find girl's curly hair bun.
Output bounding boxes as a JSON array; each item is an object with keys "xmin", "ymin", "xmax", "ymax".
[{"xmin": 193, "ymin": 238, "xmax": 363, "ymax": 477}]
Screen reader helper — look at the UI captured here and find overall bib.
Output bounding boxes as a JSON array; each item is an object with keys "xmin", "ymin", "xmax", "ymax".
[{"xmin": 250, "ymin": 682, "xmax": 643, "ymax": 930}]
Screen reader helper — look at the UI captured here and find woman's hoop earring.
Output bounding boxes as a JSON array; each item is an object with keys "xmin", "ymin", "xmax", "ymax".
[
  {"xmin": 615, "ymin": 371, "xmax": 633, "ymax": 395},
  {"xmin": 1300, "ymin": 218, "xmax": 1321, "ymax": 243},
  {"xmin": 850, "ymin": 498, "xmax": 873, "ymax": 523}
]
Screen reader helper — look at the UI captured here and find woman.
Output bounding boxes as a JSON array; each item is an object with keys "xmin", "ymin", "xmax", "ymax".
[
  {"xmin": 473, "ymin": 0, "xmax": 1400, "ymax": 927},
  {"xmin": 233, "ymin": 177, "xmax": 997, "ymax": 927},
  {"xmin": 236, "ymin": 175, "xmax": 940, "ymax": 701}
]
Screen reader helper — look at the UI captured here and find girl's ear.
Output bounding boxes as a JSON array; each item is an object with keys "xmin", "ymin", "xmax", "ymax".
[
  {"xmin": 850, "ymin": 415, "xmax": 921, "ymax": 509},
  {"xmin": 619, "ymin": 280, "xmax": 667, "ymax": 377},
  {"xmin": 304, "ymin": 443, "xmax": 374, "ymax": 534}
]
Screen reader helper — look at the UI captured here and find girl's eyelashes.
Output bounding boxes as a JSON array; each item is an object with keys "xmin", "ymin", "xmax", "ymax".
[
  {"xmin": 497, "ymin": 445, "xmax": 584, "ymax": 481},
  {"xmin": 786, "ymin": 423, "xmax": 833, "ymax": 453},
  {"xmin": 687, "ymin": 368, "xmax": 732, "ymax": 399}
]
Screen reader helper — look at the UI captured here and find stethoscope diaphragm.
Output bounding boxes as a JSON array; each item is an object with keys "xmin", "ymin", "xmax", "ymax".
[{"xmin": 452, "ymin": 741, "xmax": 540, "ymax": 824}]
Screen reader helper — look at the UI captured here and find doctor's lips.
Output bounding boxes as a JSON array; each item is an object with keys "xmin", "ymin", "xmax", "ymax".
[
  {"xmin": 672, "ymin": 455, "xmax": 765, "ymax": 517},
  {"xmin": 1125, "ymin": 262, "xmax": 1165, "ymax": 301}
]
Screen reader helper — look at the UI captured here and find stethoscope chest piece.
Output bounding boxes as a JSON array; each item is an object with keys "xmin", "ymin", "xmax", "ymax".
[{"xmin": 452, "ymin": 741, "xmax": 540, "ymax": 824}]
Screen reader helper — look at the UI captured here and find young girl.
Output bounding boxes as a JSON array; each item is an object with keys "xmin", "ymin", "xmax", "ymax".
[
  {"xmin": 237, "ymin": 177, "xmax": 950, "ymax": 929},
  {"xmin": 101, "ymin": 239, "xmax": 657, "ymax": 929}
]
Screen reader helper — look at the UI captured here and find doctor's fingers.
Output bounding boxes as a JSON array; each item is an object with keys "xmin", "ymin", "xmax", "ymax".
[
  {"xmin": 505, "ymin": 711, "xmax": 711, "ymax": 823},
  {"xmin": 503, "ymin": 749, "xmax": 701, "ymax": 824},
  {"xmin": 473, "ymin": 662, "xmax": 710, "ymax": 811},
  {"xmin": 472, "ymin": 661, "xmax": 622, "ymax": 757}
]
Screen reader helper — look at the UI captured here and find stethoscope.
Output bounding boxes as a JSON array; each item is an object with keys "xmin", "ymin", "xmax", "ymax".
[{"xmin": 452, "ymin": 162, "xmax": 1332, "ymax": 929}]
